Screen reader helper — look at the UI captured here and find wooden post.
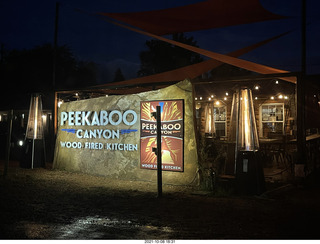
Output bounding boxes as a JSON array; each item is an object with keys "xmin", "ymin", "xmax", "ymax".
[{"xmin": 296, "ymin": 0, "xmax": 306, "ymax": 168}]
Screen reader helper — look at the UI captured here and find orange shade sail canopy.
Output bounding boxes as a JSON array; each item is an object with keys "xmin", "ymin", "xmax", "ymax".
[
  {"xmin": 95, "ymin": 31, "xmax": 293, "ymax": 88},
  {"xmin": 98, "ymin": 0, "xmax": 286, "ymax": 35}
]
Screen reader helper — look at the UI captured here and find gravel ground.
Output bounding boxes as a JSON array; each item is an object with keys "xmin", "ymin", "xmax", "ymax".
[{"xmin": 1, "ymin": 162, "xmax": 320, "ymax": 240}]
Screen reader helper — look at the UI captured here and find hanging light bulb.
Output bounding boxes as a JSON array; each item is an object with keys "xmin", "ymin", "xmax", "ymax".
[{"xmin": 58, "ymin": 100, "xmax": 63, "ymax": 108}]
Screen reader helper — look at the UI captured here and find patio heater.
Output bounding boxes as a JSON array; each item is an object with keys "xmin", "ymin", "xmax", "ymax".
[
  {"xmin": 231, "ymin": 88, "xmax": 265, "ymax": 195},
  {"xmin": 204, "ymin": 102, "xmax": 215, "ymax": 138},
  {"xmin": 21, "ymin": 94, "xmax": 46, "ymax": 168}
]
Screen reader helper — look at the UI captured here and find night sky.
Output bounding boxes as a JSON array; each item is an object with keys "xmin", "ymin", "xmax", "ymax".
[{"xmin": 1, "ymin": 0, "xmax": 320, "ymax": 82}]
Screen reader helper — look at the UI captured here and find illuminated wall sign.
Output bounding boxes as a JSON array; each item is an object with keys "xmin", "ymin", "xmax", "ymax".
[
  {"xmin": 140, "ymin": 100, "xmax": 184, "ymax": 172},
  {"xmin": 58, "ymin": 109, "xmax": 138, "ymax": 151},
  {"xmin": 53, "ymin": 80, "xmax": 198, "ymax": 184}
]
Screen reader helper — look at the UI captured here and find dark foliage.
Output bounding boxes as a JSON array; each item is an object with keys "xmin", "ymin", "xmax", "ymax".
[
  {"xmin": 0, "ymin": 44, "xmax": 97, "ymax": 109},
  {"xmin": 113, "ymin": 68, "xmax": 125, "ymax": 82},
  {"xmin": 137, "ymin": 33, "xmax": 203, "ymax": 77}
]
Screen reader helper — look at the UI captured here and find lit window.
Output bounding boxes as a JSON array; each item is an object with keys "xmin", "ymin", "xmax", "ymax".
[
  {"xmin": 260, "ymin": 103, "xmax": 284, "ymax": 137},
  {"xmin": 214, "ymin": 105, "xmax": 227, "ymax": 137}
]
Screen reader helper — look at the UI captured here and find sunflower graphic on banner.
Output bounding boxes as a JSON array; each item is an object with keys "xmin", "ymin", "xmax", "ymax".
[{"xmin": 140, "ymin": 100, "xmax": 184, "ymax": 172}]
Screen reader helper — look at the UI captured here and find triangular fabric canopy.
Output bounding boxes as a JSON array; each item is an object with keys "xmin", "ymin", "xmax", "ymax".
[
  {"xmin": 98, "ymin": 0, "xmax": 286, "ymax": 35},
  {"xmin": 106, "ymin": 20, "xmax": 296, "ymax": 84},
  {"xmin": 95, "ymin": 31, "xmax": 292, "ymax": 88}
]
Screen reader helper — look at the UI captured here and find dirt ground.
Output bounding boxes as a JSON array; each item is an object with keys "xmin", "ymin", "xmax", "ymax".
[{"xmin": 1, "ymin": 161, "xmax": 320, "ymax": 240}]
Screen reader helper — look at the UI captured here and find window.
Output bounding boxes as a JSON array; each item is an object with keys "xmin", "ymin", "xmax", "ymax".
[
  {"xmin": 260, "ymin": 103, "xmax": 284, "ymax": 137},
  {"xmin": 214, "ymin": 105, "xmax": 227, "ymax": 137}
]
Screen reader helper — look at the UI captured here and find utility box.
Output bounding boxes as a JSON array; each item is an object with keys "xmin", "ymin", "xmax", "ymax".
[{"xmin": 235, "ymin": 151, "xmax": 265, "ymax": 195}]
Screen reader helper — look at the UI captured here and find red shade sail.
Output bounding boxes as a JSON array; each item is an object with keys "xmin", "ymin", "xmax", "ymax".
[
  {"xmin": 95, "ymin": 31, "xmax": 293, "ymax": 88},
  {"xmin": 98, "ymin": 0, "xmax": 286, "ymax": 35},
  {"xmin": 105, "ymin": 20, "xmax": 296, "ymax": 84}
]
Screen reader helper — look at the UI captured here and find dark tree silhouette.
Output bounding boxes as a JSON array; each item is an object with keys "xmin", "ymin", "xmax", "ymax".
[
  {"xmin": 113, "ymin": 68, "xmax": 125, "ymax": 82},
  {"xmin": 137, "ymin": 33, "xmax": 203, "ymax": 77},
  {"xmin": 0, "ymin": 44, "xmax": 97, "ymax": 92},
  {"xmin": 0, "ymin": 44, "xmax": 97, "ymax": 109}
]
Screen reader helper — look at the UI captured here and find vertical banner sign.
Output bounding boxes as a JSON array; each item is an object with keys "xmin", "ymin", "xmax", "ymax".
[{"xmin": 140, "ymin": 100, "xmax": 184, "ymax": 172}]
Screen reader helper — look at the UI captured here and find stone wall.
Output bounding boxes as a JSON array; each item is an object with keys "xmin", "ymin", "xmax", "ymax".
[{"xmin": 53, "ymin": 80, "xmax": 198, "ymax": 185}]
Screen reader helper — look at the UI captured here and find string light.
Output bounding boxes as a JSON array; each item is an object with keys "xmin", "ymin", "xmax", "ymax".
[{"xmin": 58, "ymin": 100, "xmax": 63, "ymax": 108}]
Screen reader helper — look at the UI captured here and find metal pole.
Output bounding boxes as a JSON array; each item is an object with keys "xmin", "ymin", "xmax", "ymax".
[
  {"xmin": 4, "ymin": 110, "xmax": 13, "ymax": 176},
  {"xmin": 301, "ymin": 0, "xmax": 306, "ymax": 76},
  {"xmin": 53, "ymin": 2, "xmax": 59, "ymax": 89},
  {"xmin": 156, "ymin": 106, "xmax": 162, "ymax": 198},
  {"xmin": 54, "ymin": 91, "xmax": 58, "ymax": 134},
  {"xmin": 31, "ymin": 139, "xmax": 35, "ymax": 170},
  {"xmin": 297, "ymin": 0, "xmax": 306, "ymax": 166}
]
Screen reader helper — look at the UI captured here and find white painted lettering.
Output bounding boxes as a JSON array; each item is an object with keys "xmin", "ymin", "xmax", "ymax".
[
  {"xmin": 123, "ymin": 110, "xmax": 137, "ymax": 126},
  {"xmin": 61, "ymin": 112, "xmax": 68, "ymax": 125},
  {"xmin": 82, "ymin": 111, "xmax": 91, "ymax": 125},
  {"xmin": 100, "ymin": 110, "xmax": 108, "ymax": 125},
  {"xmin": 91, "ymin": 111, "xmax": 100, "ymax": 126},
  {"xmin": 109, "ymin": 110, "xmax": 122, "ymax": 125},
  {"xmin": 75, "ymin": 111, "xmax": 82, "ymax": 126},
  {"xmin": 76, "ymin": 129, "xmax": 82, "ymax": 138},
  {"xmin": 68, "ymin": 111, "xmax": 74, "ymax": 126}
]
